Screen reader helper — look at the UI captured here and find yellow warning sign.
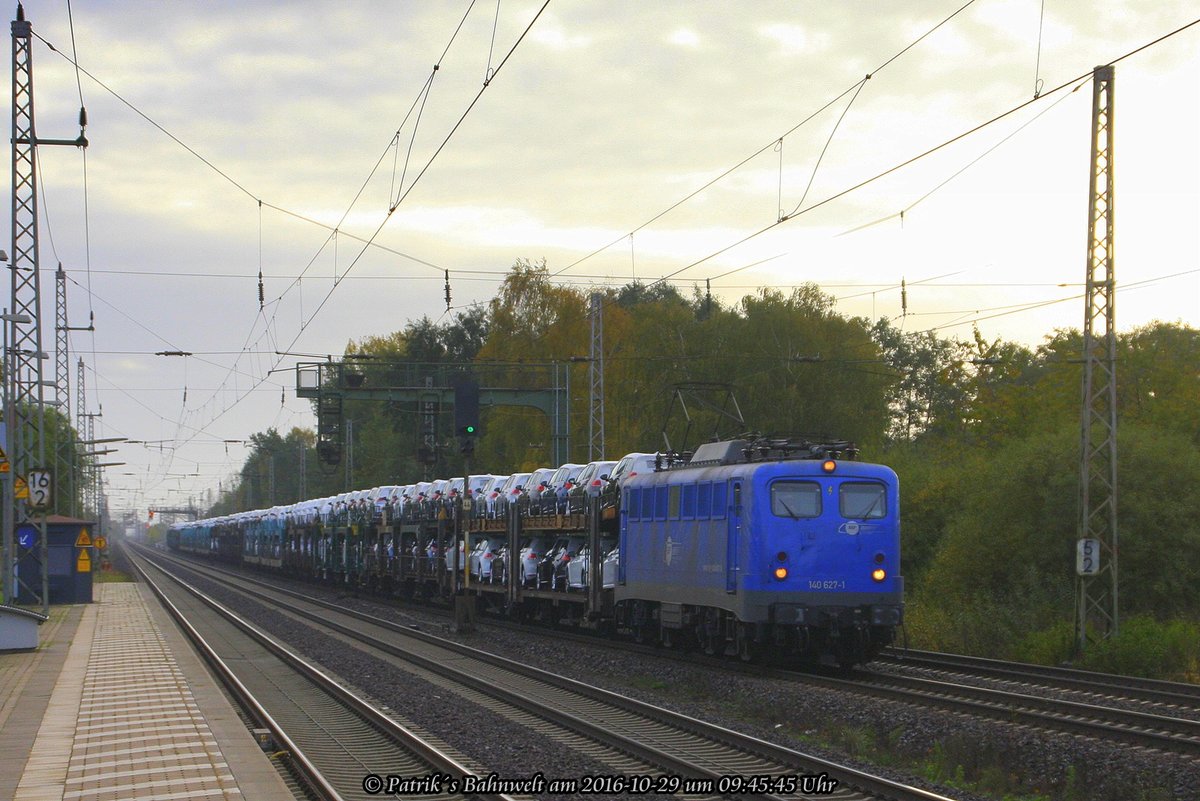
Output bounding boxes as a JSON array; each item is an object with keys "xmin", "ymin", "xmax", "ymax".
[
  {"xmin": 75, "ymin": 529, "xmax": 92, "ymax": 548},
  {"xmin": 14, "ymin": 475, "xmax": 28, "ymax": 499},
  {"xmin": 77, "ymin": 548, "xmax": 92, "ymax": 573},
  {"xmin": 0, "ymin": 445, "xmax": 8, "ymax": 473},
  {"xmin": 95, "ymin": 536, "xmax": 107, "ymax": 550}
]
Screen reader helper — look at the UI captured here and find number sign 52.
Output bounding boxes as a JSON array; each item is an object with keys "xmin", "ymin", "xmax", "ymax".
[
  {"xmin": 26, "ymin": 468, "xmax": 52, "ymax": 510},
  {"xmin": 1076, "ymin": 538, "xmax": 1101, "ymax": 576}
]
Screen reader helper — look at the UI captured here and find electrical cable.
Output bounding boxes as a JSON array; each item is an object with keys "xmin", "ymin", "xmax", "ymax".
[
  {"xmin": 835, "ymin": 81, "xmax": 1085, "ymax": 237},
  {"xmin": 128, "ymin": 1, "xmax": 552, "ymax": 465},
  {"xmin": 190, "ymin": 0, "xmax": 514, "ymax": 438},
  {"xmin": 913, "ymin": 268, "xmax": 1200, "ymax": 333},
  {"xmin": 549, "ymin": 0, "xmax": 982, "ymax": 279},
  {"xmin": 785, "ymin": 75, "xmax": 870, "ymax": 219},
  {"xmin": 647, "ymin": 19, "xmax": 1200, "ymax": 295}
]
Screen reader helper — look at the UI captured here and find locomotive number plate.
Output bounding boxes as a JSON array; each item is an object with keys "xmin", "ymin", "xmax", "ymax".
[{"xmin": 808, "ymin": 579, "xmax": 846, "ymax": 590}]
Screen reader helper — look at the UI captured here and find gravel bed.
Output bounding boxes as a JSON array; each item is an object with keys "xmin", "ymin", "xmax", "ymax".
[{"xmin": 166, "ymin": 558, "xmax": 1200, "ymax": 801}]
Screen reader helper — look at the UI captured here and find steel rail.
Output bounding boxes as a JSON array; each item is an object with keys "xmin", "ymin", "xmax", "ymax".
[{"xmin": 879, "ymin": 647, "xmax": 1200, "ymax": 706}]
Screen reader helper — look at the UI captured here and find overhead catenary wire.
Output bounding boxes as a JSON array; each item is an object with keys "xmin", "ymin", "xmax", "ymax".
[
  {"xmin": 513, "ymin": 15, "xmax": 1200, "ymax": 369},
  {"xmin": 835, "ymin": 82, "xmax": 1086, "ymax": 237},
  {"xmin": 647, "ymin": 17, "xmax": 1200, "ymax": 297},
  {"xmin": 912, "ymin": 268, "xmax": 1200, "ymax": 334},
  {"xmin": 190, "ymin": 0, "xmax": 538, "ymax": 439},
  {"xmin": 549, "ymin": 0, "xmax": 982, "ymax": 280},
  {"xmin": 54, "ymin": 1, "xmax": 512, "ymax": 474},
  {"xmin": 123, "ymin": 1, "xmax": 553, "ymax": 462},
  {"xmin": 784, "ymin": 75, "xmax": 870, "ymax": 220}
]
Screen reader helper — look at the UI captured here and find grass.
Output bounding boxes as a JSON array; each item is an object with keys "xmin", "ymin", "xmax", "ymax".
[{"xmin": 94, "ymin": 567, "xmax": 135, "ymax": 583}]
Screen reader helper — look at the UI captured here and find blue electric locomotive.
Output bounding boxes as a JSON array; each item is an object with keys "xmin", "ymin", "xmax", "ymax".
[{"xmin": 617, "ymin": 438, "xmax": 902, "ymax": 666}]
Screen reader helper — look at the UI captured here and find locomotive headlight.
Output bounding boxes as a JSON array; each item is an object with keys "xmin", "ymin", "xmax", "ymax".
[
  {"xmin": 822, "ymin": 459, "xmax": 836, "ymax": 473},
  {"xmin": 774, "ymin": 566, "xmax": 788, "ymax": 580},
  {"xmin": 871, "ymin": 568, "xmax": 887, "ymax": 582}
]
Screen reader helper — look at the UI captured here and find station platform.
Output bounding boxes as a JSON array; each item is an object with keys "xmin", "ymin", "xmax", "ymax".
[{"xmin": 0, "ymin": 582, "xmax": 296, "ymax": 800}]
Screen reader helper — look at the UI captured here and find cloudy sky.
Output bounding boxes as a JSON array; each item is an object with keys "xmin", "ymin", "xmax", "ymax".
[{"xmin": 7, "ymin": 0, "xmax": 1198, "ymax": 518}]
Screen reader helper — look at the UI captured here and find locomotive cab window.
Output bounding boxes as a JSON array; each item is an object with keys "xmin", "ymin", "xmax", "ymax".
[
  {"xmin": 627, "ymin": 488, "xmax": 641, "ymax": 520},
  {"xmin": 711, "ymin": 482, "xmax": 727, "ymax": 519},
  {"xmin": 640, "ymin": 487, "xmax": 654, "ymax": 520},
  {"xmin": 770, "ymin": 481, "xmax": 821, "ymax": 518},
  {"xmin": 681, "ymin": 484, "xmax": 697, "ymax": 519},
  {"xmin": 655, "ymin": 486, "xmax": 669, "ymax": 520},
  {"xmin": 840, "ymin": 482, "xmax": 887, "ymax": 519}
]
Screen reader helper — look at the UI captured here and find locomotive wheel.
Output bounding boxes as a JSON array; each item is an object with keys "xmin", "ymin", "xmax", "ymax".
[
  {"xmin": 737, "ymin": 623, "xmax": 760, "ymax": 662},
  {"xmin": 698, "ymin": 609, "xmax": 723, "ymax": 656}
]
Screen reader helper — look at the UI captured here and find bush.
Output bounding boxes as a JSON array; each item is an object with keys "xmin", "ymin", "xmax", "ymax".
[
  {"xmin": 1073, "ymin": 615, "xmax": 1200, "ymax": 681},
  {"xmin": 1013, "ymin": 619, "xmax": 1075, "ymax": 666}
]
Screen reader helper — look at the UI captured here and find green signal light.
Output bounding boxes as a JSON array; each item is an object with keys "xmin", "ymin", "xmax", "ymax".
[{"xmin": 465, "ymin": 425, "xmax": 475, "ymax": 434}]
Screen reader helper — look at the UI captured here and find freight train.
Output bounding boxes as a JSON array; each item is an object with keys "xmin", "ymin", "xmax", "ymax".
[{"xmin": 168, "ymin": 436, "xmax": 903, "ymax": 667}]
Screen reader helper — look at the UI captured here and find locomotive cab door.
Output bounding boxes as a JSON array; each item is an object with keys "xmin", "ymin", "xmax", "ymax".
[{"xmin": 726, "ymin": 481, "xmax": 741, "ymax": 594}]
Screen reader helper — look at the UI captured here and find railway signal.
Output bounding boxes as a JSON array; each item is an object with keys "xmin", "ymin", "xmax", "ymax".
[{"xmin": 453, "ymin": 376, "xmax": 480, "ymax": 438}]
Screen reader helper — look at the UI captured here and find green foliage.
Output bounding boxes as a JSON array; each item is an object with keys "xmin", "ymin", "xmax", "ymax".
[
  {"xmin": 1012, "ymin": 619, "xmax": 1075, "ymax": 666},
  {"xmin": 1073, "ymin": 615, "xmax": 1200, "ymax": 681},
  {"xmin": 16, "ymin": 404, "xmax": 90, "ymax": 518},
  {"xmin": 904, "ymin": 426, "xmax": 1078, "ymax": 655},
  {"xmin": 881, "ymin": 442, "xmax": 969, "ymax": 583},
  {"xmin": 1112, "ymin": 423, "xmax": 1200, "ymax": 619},
  {"xmin": 906, "ymin": 418, "xmax": 1200, "ymax": 665},
  {"xmin": 872, "ymin": 319, "xmax": 971, "ymax": 443}
]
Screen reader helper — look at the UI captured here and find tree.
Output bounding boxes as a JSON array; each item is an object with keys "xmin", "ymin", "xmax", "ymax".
[
  {"xmin": 872, "ymin": 319, "xmax": 971, "ymax": 443},
  {"xmin": 475, "ymin": 259, "xmax": 589, "ymax": 469}
]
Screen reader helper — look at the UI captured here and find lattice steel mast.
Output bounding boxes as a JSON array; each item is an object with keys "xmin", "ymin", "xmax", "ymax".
[
  {"xmin": 588, "ymin": 291, "xmax": 605, "ymax": 460},
  {"xmin": 75, "ymin": 357, "xmax": 87, "ymax": 517},
  {"xmin": 56, "ymin": 266, "xmax": 93, "ymax": 519},
  {"xmin": 1074, "ymin": 65, "xmax": 1118, "ymax": 652},
  {"xmin": 5, "ymin": 5, "xmax": 87, "ymax": 608}
]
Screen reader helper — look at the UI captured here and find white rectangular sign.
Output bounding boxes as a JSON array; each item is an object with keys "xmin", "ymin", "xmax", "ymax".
[
  {"xmin": 1076, "ymin": 538, "xmax": 1101, "ymax": 576},
  {"xmin": 26, "ymin": 468, "xmax": 52, "ymax": 510}
]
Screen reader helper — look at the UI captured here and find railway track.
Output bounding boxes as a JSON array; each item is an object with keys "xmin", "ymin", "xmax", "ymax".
[
  {"xmin": 462, "ymin": 588, "xmax": 1200, "ymax": 759},
  {"xmin": 822, "ymin": 667, "xmax": 1200, "ymax": 758},
  {"xmin": 128, "ymin": 548, "xmax": 520, "ymax": 801},
  {"xmin": 877, "ymin": 647, "xmax": 1200, "ymax": 710},
  {"xmin": 139, "ymin": 545, "xmax": 955, "ymax": 801}
]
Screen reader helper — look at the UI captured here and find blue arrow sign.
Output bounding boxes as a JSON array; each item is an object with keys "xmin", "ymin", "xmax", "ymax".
[{"xmin": 17, "ymin": 525, "xmax": 35, "ymax": 549}]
